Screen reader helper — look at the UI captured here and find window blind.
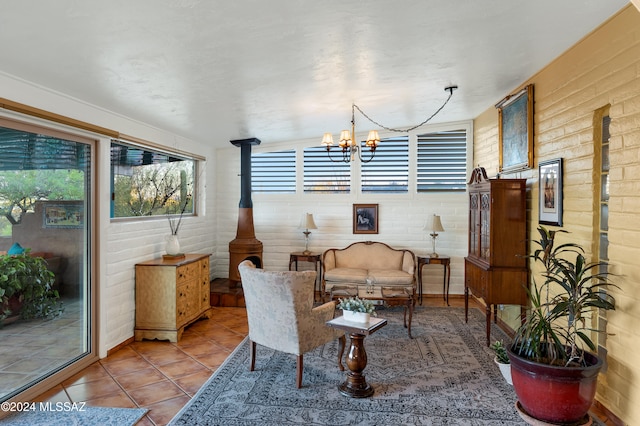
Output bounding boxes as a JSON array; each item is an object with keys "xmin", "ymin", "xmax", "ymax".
[
  {"xmin": 417, "ymin": 129, "xmax": 467, "ymax": 191},
  {"xmin": 303, "ymin": 146, "xmax": 350, "ymax": 193},
  {"xmin": 251, "ymin": 150, "xmax": 296, "ymax": 193},
  {"xmin": 361, "ymin": 136, "xmax": 408, "ymax": 193}
]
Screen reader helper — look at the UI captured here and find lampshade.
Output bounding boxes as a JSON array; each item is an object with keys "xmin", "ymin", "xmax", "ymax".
[
  {"xmin": 299, "ymin": 213, "xmax": 317, "ymax": 230},
  {"xmin": 321, "ymin": 133, "xmax": 334, "ymax": 146},
  {"xmin": 339, "ymin": 130, "xmax": 352, "ymax": 147},
  {"xmin": 430, "ymin": 215, "xmax": 445, "ymax": 233},
  {"xmin": 366, "ymin": 130, "xmax": 380, "ymax": 147},
  {"xmin": 424, "ymin": 214, "xmax": 444, "ymax": 232}
]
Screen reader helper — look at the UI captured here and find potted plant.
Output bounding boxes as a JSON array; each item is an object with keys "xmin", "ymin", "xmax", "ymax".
[
  {"xmin": 337, "ymin": 296, "xmax": 377, "ymax": 324},
  {"xmin": 508, "ymin": 226, "xmax": 617, "ymax": 424},
  {"xmin": 0, "ymin": 250, "xmax": 64, "ymax": 325},
  {"xmin": 490, "ymin": 340, "xmax": 512, "ymax": 385}
]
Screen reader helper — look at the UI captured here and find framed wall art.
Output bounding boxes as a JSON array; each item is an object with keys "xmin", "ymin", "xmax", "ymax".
[
  {"xmin": 497, "ymin": 84, "xmax": 534, "ymax": 173},
  {"xmin": 43, "ymin": 201, "xmax": 84, "ymax": 229},
  {"xmin": 538, "ymin": 158, "xmax": 563, "ymax": 226},
  {"xmin": 353, "ymin": 204, "xmax": 378, "ymax": 234}
]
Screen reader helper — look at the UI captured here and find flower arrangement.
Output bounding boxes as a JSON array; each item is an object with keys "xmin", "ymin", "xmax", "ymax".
[{"xmin": 336, "ymin": 296, "xmax": 377, "ymax": 316}]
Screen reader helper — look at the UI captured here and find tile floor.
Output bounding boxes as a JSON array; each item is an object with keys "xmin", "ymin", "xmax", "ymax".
[
  {"xmin": 29, "ymin": 298, "xmax": 616, "ymax": 426},
  {"xmin": 0, "ymin": 298, "xmax": 84, "ymax": 400},
  {"xmin": 31, "ymin": 307, "xmax": 248, "ymax": 425}
]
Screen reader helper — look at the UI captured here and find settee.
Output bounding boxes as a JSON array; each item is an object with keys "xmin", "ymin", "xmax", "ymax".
[{"xmin": 322, "ymin": 241, "xmax": 416, "ymax": 302}]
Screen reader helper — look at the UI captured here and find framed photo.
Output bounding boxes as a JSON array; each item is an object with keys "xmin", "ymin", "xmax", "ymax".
[
  {"xmin": 538, "ymin": 158, "xmax": 563, "ymax": 226},
  {"xmin": 353, "ymin": 204, "xmax": 378, "ymax": 234},
  {"xmin": 497, "ymin": 84, "xmax": 534, "ymax": 173},
  {"xmin": 43, "ymin": 201, "xmax": 84, "ymax": 229}
]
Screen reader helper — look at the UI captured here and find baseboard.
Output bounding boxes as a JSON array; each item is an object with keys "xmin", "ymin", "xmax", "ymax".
[
  {"xmin": 495, "ymin": 316, "xmax": 516, "ymax": 339},
  {"xmin": 107, "ymin": 336, "xmax": 134, "ymax": 357},
  {"xmin": 593, "ymin": 400, "xmax": 624, "ymax": 426}
]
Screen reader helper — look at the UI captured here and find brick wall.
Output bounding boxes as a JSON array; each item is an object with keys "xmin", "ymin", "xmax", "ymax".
[{"xmin": 472, "ymin": 5, "xmax": 640, "ymax": 424}]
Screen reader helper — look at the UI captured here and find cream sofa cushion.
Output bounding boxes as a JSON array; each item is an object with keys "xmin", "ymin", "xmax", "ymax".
[
  {"xmin": 323, "ymin": 267, "xmax": 368, "ymax": 283},
  {"xmin": 368, "ymin": 269, "xmax": 414, "ymax": 285}
]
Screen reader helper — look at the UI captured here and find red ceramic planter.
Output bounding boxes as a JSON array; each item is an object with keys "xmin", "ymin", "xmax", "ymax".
[{"xmin": 507, "ymin": 346, "xmax": 602, "ymax": 424}]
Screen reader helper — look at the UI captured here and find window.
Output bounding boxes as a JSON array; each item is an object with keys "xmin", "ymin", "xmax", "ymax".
[
  {"xmin": 251, "ymin": 149, "xmax": 296, "ymax": 193},
  {"xmin": 361, "ymin": 136, "xmax": 408, "ymax": 193},
  {"xmin": 596, "ymin": 113, "xmax": 610, "ymax": 355},
  {"xmin": 417, "ymin": 129, "xmax": 467, "ymax": 191},
  {"xmin": 303, "ymin": 146, "xmax": 350, "ymax": 193},
  {"xmin": 599, "ymin": 115, "xmax": 610, "ymax": 261},
  {"xmin": 110, "ymin": 141, "xmax": 196, "ymax": 218}
]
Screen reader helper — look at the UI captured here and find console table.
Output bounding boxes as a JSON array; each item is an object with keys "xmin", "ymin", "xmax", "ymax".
[
  {"xmin": 417, "ymin": 255, "xmax": 451, "ymax": 305},
  {"xmin": 326, "ymin": 315, "xmax": 387, "ymax": 398}
]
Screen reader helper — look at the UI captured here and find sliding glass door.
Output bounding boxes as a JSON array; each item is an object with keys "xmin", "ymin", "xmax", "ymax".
[{"xmin": 0, "ymin": 119, "xmax": 95, "ymax": 402}]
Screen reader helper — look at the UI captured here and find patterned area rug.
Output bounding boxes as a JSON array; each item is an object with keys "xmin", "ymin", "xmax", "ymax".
[
  {"xmin": 171, "ymin": 306, "xmax": 528, "ymax": 425},
  {"xmin": 1, "ymin": 406, "xmax": 148, "ymax": 425}
]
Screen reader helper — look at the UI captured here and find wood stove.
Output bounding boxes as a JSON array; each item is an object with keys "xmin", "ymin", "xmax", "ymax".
[{"xmin": 228, "ymin": 138, "xmax": 263, "ymax": 285}]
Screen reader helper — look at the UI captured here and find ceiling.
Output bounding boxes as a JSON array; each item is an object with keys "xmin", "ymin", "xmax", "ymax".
[{"xmin": 0, "ymin": 1, "xmax": 629, "ymax": 148}]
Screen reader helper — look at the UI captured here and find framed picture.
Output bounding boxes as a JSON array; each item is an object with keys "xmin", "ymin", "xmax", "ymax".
[
  {"xmin": 43, "ymin": 201, "xmax": 84, "ymax": 229},
  {"xmin": 539, "ymin": 158, "xmax": 563, "ymax": 226},
  {"xmin": 497, "ymin": 84, "xmax": 534, "ymax": 173},
  {"xmin": 353, "ymin": 204, "xmax": 378, "ymax": 234}
]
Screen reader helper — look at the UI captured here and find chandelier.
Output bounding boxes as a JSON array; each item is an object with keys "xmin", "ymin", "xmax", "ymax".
[{"xmin": 321, "ymin": 85, "xmax": 458, "ymax": 163}]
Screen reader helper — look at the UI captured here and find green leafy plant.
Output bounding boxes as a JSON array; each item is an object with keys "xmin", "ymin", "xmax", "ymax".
[
  {"xmin": 337, "ymin": 296, "xmax": 377, "ymax": 316},
  {"xmin": 0, "ymin": 250, "xmax": 64, "ymax": 323},
  {"xmin": 511, "ymin": 226, "xmax": 617, "ymax": 367},
  {"xmin": 491, "ymin": 340, "xmax": 510, "ymax": 364}
]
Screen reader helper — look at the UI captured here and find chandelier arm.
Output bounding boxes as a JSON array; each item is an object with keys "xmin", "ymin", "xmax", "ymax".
[
  {"xmin": 353, "ymin": 85, "xmax": 456, "ymax": 133},
  {"xmin": 325, "ymin": 147, "xmax": 348, "ymax": 163},
  {"xmin": 358, "ymin": 148, "xmax": 376, "ymax": 163}
]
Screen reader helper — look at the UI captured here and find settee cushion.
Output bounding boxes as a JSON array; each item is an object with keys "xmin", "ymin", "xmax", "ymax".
[
  {"xmin": 368, "ymin": 269, "xmax": 414, "ymax": 285},
  {"xmin": 323, "ymin": 268, "xmax": 368, "ymax": 284}
]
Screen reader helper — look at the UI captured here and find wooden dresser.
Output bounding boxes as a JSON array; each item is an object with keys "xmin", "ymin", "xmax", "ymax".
[
  {"xmin": 135, "ymin": 253, "xmax": 211, "ymax": 342},
  {"xmin": 464, "ymin": 167, "xmax": 528, "ymax": 346}
]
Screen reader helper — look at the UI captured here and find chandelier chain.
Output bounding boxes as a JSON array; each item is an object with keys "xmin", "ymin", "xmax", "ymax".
[{"xmin": 352, "ymin": 86, "xmax": 457, "ymax": 133}]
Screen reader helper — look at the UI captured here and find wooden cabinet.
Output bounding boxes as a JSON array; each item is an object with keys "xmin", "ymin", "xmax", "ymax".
[
  {"xmin": 135, "ymin": 253, "xmax": 211, "ymax": 342},
  {"xmin": 464, "ymin": 167, "xmax": 528, "ymax": 346}
]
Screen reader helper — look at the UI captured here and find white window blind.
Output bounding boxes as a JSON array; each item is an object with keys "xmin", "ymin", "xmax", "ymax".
[
  {"xmin": 251, "ymin": 149, "xmax": 296, "ymax": 193},
  {"xmin": 417, "ymin": 129, "xmax": 467, "ymax": 191},
  {"xmin": 361, "ymin": 136, "xmax": 408, "ymax": 193},
  {"xmin": 303, "ymin": 146, "xmax": 350, "ymax": 193}
]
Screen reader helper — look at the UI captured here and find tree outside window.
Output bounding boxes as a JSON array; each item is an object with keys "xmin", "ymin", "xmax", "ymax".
[{"xmin": 110, "ymin": 142, "xmax": 195, "ymax": 219}]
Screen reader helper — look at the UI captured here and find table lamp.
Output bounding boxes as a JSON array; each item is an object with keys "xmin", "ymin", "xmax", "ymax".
[
  {"xmin": 299, "ymin": 213, "xmax": 317, "ymax": 255},
  {"xmin": 427, "ymin": 214, "xmax": 445, "ymax": 257}
]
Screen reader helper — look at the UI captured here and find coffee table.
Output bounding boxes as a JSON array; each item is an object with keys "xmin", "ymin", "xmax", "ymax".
[
  {"xmin": 329, "ymin": 284, "xmax": 414, "ymax": 338},
  {"xmin": 326, "ymin": 315, "xmax": 387, "ymax": 398}
]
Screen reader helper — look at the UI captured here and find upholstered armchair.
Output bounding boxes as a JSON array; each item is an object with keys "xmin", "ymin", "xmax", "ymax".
[{"xmin": 238, "ymin": 260, "xmax": 345, "ymax": 388}]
